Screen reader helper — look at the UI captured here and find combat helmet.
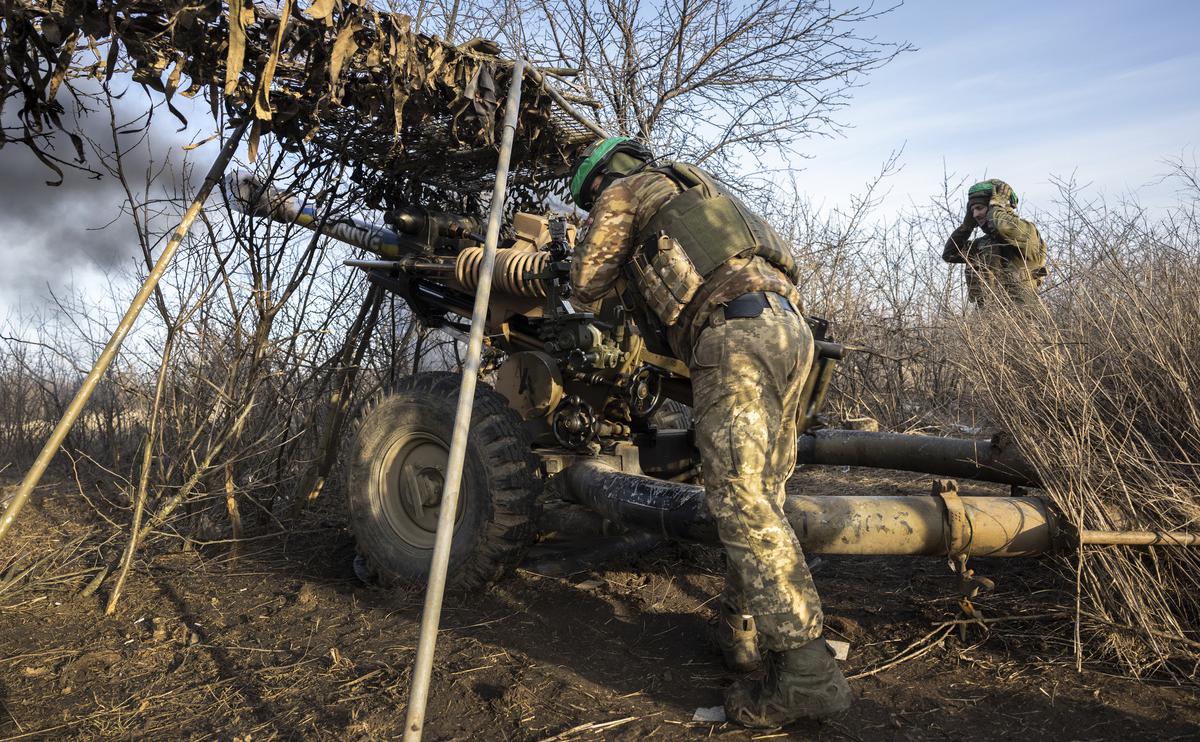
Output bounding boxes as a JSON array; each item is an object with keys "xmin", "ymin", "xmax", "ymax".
[
  {"xmin": 569, "ymin": 136, "xmax": 653, "ymax": 209},
  {"xmin": 967, "ymin": 178, "xmax": 1019, "ymax": 209}
]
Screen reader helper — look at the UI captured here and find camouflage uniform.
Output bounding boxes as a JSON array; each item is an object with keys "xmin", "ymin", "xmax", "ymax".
[
  {"xmin": 944, "ymin": 186, "xmax": 1048, "ymax": 307},
  {"xmin": 572, "ymin": 169, "xmax": 824, "ymax": 650}
]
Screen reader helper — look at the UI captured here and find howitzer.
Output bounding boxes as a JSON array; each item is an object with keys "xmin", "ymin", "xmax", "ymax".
[
  {"xmin": 228, "ymin": 173, "xmax": 1197, "ymax": 590},
  {"xmin": 226, "ymin": 172, "xmax": 823, "ymax": 465}
]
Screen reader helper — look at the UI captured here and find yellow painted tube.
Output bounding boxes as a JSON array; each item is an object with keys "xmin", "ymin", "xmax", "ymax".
[{"xmin": 563, "ymin": 461, "xmax": 1057, "ymax": 557}]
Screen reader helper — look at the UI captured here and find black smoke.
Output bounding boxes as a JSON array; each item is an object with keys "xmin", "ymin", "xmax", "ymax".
[{"xmin": 0, "ymin": 82, "xmax": 210, "ymax": 310}]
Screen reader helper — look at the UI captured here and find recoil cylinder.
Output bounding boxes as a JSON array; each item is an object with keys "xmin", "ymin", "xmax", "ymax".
[{"xmin": 455, "ymin": 247, "xmax": 551, "ymax": 297}]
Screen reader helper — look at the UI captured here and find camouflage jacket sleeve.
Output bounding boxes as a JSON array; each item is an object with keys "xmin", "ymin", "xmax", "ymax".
[
  {"xmin": 570, "ymin": 179, "xmax": 638, "ymax": 304},
  {"xmin": 943, "ymin": 223, "xmax": 974, "ymax": 263},
  {"xmin": 985, "ymin": 205, "xmax": 1046, "ymax": 265}
]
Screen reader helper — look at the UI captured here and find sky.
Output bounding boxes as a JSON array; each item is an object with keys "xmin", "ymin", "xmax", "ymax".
[
  {"xmin": 0, "ymin": 86, "xmax": 198, "ymax": 319},
  {"xmin": 794, "ymin": 0, "xmax": 1200, "ymax": 213},
  {"xmin": 1, "ymin": 0, "xmax": 1198, "ymax": 317}
]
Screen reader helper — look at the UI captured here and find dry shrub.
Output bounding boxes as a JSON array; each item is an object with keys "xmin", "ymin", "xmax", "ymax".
[
  {"xmin": 960, "ymin": 243, "xmax": 1200, "ymax": 680},
  {"xmin": 784, "ymin": 162, "xmax": 982, "ymax": 432}
]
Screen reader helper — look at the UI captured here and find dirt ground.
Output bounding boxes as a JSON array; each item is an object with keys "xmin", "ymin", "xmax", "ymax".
[{"xmin": 2, "ymin": 466, "xmax": 1197, "ymax": 741}]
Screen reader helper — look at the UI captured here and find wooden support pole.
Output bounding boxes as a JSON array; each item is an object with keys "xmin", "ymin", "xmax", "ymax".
[{"xmin": 0, "ymin": 120, "xmax": 250, "ymax": 544}]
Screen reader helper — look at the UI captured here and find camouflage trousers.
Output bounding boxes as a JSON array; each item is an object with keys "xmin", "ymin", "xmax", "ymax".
[{"xmin": 689, "ymin": 296, "xmax": 821, "ymax": 651}]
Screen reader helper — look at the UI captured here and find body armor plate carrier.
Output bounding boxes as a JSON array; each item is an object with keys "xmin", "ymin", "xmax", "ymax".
[{"xmin": 626, "ymin": 162, "xmax": 800, "ymax": 328}]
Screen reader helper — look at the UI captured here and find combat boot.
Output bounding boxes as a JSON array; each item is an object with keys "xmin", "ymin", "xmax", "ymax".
[
  {"xmin": 715, "ymin": 602, "xmax": 760, "ymax": 673},
  {"xmin": 724, "ymin": 638, "xmax": 851, "ymax": 728}
]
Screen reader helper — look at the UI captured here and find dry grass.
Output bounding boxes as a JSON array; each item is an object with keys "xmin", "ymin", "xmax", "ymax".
[
  {"xmin": 2, "ymin": 82, "xmax": 1198, "ymax": 684},
  {"xmin": 959, "ymin": 246, "xmax": 1200, "ymax": 680}
]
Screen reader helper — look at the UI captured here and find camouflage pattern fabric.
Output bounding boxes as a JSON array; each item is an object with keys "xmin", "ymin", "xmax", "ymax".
[
  {"xmin": 966, "ymin": 235, "xmax": 1042, "ymax": 305},
  {"xmin": 690, "ymin": 303, "xmax": 822, "ymax": 651},
  {"xmin": 571, "ymin": 170, "xmax": 802, "ymax": 358},
  {"xmin": 0, "ymin": 2, "xmax": 598, "ymax": 212},
  {"xmin": 987, "ymin": 201, "xmax": 1047, "ymax": 268},
  {"xmin": 571, "ymin": 167, "xmax": 821, "ymax": 650},
  {"xmin": 943, "ymin": 202, "xmax": 1047, "ymax": 307}
]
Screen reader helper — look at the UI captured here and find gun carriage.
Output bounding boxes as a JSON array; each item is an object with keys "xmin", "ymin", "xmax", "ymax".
[{"xmin": 228, "ymin": 174, "xmax": 1187, "ymax": 593}]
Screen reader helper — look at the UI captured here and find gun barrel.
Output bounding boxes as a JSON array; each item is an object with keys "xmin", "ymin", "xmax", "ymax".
[
  {"xmin": 344, "ymin": 259, "xmax": 405, "ymax": 271},
  {"xmin": 390, "ymin": 205, "xmax": 481, "ymax": 241},
  {"xmin": 225, "ymin": 172, "xmax": 405, "ymax": 256}
]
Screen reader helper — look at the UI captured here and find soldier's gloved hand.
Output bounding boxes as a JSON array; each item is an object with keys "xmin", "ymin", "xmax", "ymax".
[{"xmin": 989, "ymin": 180, "xmax": 1015, "ymax": 209}]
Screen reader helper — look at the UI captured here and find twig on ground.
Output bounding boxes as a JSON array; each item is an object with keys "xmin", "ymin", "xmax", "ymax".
[
  {"xmin": 846, "ymin": 625, "xmax": 953, "ymax": 681},
  {"xmin": 537, "ymin": 716, "xmax": 637, "ymax": 741}
]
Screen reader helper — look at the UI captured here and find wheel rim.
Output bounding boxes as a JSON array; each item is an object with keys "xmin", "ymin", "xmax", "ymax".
[{"xmin": 375, "ymin": 430, "xmax": 463, "ymax": 549}]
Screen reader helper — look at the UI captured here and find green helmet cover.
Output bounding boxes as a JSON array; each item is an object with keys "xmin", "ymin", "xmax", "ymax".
[
  {"xmin": 968, "ymin": 179, "xmax": 1019, "ymax": 207},
  {"xmin": 570, "ymin": 136, "xmax": 632, "ymax": 206},
  {"xmin": 968, "ymin": 181, "xmax": 994, "ymax": 198}
]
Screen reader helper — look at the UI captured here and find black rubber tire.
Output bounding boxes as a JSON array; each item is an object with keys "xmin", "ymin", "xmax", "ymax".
[{"xmin": 346, "ymin": 371, "xmax": 542, "ymax": 589}]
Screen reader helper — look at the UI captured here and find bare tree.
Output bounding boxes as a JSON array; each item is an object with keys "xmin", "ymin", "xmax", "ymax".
[{"xmin": 484, "ymin": 0, "xmax": 910, "ymax": 180}]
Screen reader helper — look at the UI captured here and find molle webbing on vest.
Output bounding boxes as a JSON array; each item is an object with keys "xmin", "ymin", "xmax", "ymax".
[{"xmin": 636, "ymin": 163, "xmax": 800, "ymax": 283}]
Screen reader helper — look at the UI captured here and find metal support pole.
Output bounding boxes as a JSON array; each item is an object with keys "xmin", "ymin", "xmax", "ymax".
[
  {"xmin": 0, "ymin": 120, "xmax": 250, "ymax": 543},
  {"xmin": 1080, "ymin": 529, "xmax": 1200, "ymax": 546},
  {"xmin": 401, "ymin": 60, "xmax": 526, "ymax": 742}
]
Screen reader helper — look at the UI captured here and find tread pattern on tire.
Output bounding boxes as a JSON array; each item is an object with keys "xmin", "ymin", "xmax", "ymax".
[{"xmin": 349, "ymin": 371, "xmax": 542, "ymax": 590}]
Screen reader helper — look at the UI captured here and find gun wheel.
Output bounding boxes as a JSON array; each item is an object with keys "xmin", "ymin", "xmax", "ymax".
[{"xmin": 347, "ymin": 371, "xmax": 542, "ymax": 589}]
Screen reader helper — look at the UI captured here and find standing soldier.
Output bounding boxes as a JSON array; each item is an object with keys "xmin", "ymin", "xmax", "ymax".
[
  {"xmin": 943, "ymin": 179, "xmax": 1048, "ymax": 306},
  {"xmin": 567, "ymin": 137, "xmax": 851, "ymax": 727}
]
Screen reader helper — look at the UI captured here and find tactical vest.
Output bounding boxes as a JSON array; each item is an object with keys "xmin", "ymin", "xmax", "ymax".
[
  {"xmin": 625, "ymin": 162, "xmax": 800, "ymax": 327},
  {"xmin": 965, "ymin": 235, "xmax": 1047, "ymax": 306}
]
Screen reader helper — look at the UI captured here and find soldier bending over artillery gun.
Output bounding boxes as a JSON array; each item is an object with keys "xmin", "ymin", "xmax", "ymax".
[
  {"xmin": 229, "ymin": 152, "xmax": 1199, "ymax": 732},
  {"xmin": 568, "ymin": 137, "xmax": 851, "ymax": 727}
]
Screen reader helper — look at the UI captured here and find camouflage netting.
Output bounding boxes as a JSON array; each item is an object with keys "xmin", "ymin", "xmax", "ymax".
[{"xmin": 1, "ymin": 0, "xmax": 601, "ymax": 212}]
